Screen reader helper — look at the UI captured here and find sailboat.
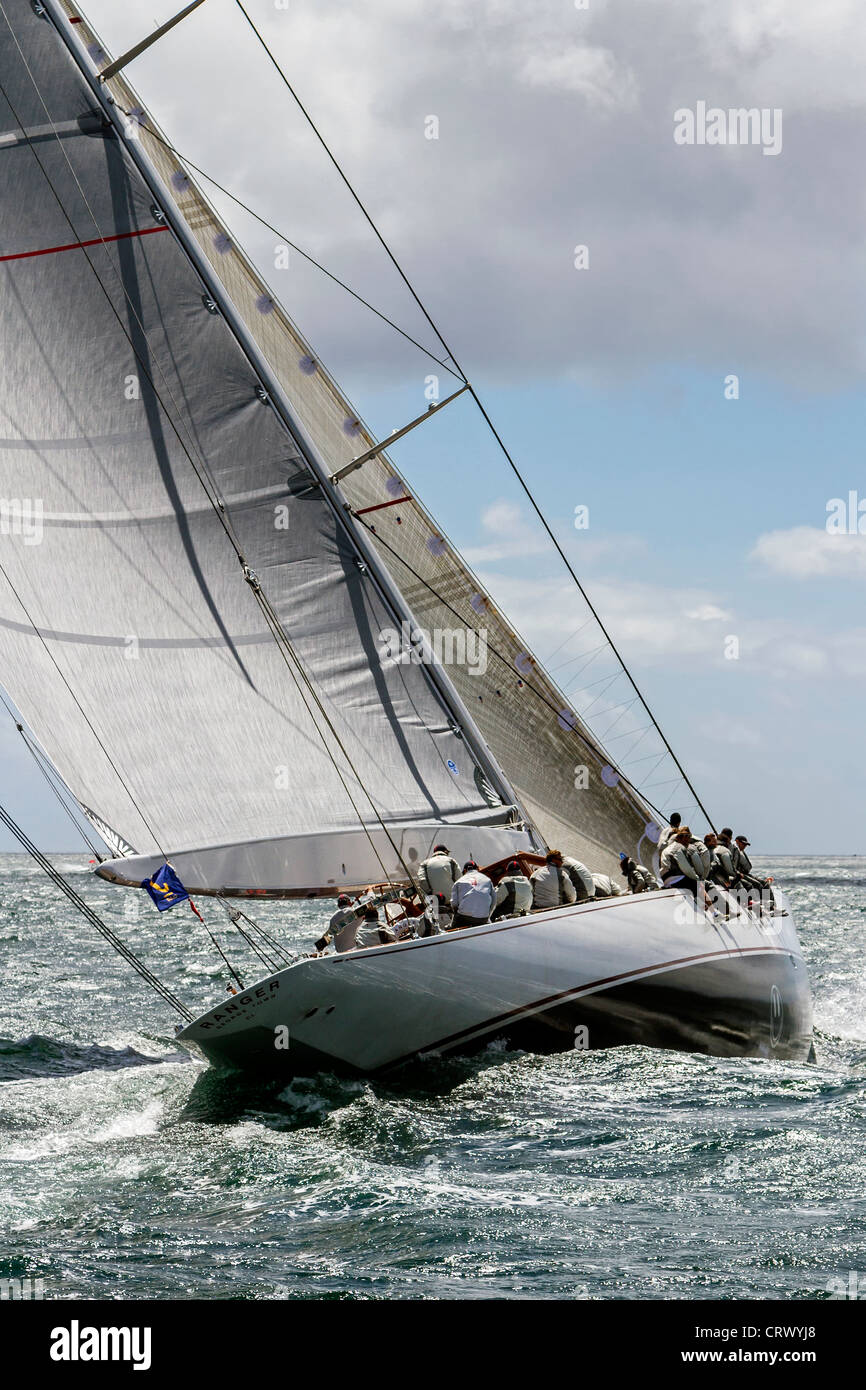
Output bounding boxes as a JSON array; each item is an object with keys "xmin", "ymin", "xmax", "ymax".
[{"xmin": 0, "ymin": 0, "xmax": 813, "ymax": 1075}]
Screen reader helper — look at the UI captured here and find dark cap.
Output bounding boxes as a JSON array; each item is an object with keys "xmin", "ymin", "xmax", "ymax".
[
  {"xmin": 506, "ymin": 860, "xmax": 523, "ymax": 874},
  {"xmin": 463, "ymin": 860, "xmax": 478, "ymax": 873},
  {"xmin": 337, "ymin": 893, "xmax": 352, "ymax": 906},
  {"xmin": 735, "ymin": 836, "xmax": 750, "ymax": 846},
  {"xmin": 433, "ymin": 844, "xmax": 450, "ymax": 854}
]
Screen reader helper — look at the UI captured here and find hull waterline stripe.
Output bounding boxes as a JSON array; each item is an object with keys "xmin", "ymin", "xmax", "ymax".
[
  {"xmin": 0, "ymin": 224, "xmax": 168, "ymax": 263},
  {"xmin": 403, "ymin": 943, "xmax": 794, "ymax": 1064}
]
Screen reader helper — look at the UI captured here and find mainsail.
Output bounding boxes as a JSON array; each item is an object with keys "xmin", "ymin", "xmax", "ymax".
[
  {"xmin": 0, "ymin": 0, "xmax": 535, "ymax": 894},
  {"xmin": 66, "ymin": 3, "xmax": 661, "ymax": 874},
  {"xmin": 0, "ymin": 0, "xmax": 660, "ymax": 892}
]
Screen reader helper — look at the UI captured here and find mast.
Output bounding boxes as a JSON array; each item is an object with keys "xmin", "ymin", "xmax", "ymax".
[{"xmin": 40, "ymin": 0, "xmax": 536, "ymax": 843}]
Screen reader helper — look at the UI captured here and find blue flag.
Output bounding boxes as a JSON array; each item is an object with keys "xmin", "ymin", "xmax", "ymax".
[{"xmin": 141, "ymin": 862, "xmax": 189, "ymax": 912}]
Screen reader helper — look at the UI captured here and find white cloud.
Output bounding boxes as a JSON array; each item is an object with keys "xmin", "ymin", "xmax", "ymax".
[
  {"xmin": 481, "ymin": 499, "xmax": 522, "ymax": 532},
  {"xmin": 80, "ymin": 0, "xmax": 866, "ymax": 390},
  {"xmin": 471, "ymin": 560, "xmax": 866, "ymax": 687},
  {"xmin": 518, "ymin": 46, "xmax": 638, "ymax": 113},
  {"xmin": 685, "ymin": 603, "xmax": 733, "ymax": 621},
  {"xmin": 751, "ymin": 526, "xmax": 866, "ymax": 578}
]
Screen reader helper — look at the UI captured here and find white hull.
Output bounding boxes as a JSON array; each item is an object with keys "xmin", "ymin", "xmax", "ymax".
[{"xmin": 177, "ymin": 888, "xmax": 814, "ymax": 1074}]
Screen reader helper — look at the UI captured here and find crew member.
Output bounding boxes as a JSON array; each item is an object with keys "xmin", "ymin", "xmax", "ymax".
[
  {"xmin": 561, "ymin": 853, "xmax": 595, "ymax": 903},
  {"xmin": 450, "ymin": 860, "xmax": 496, "ymax": 929},
  {"xmin": 418, "ymin": 844, "xmax": 460, "ymax": 899},
  {"xmin": 657, "ymin": 812, "xmax": 682, "ymax": 856},
  {"xmin": 660, "ymin": 827, "xmax": 702, "ymax": 899},
  {"xmin": 714, "ymin": 829, "xmax": 738, "ymax": 886},
  {"xmin": 491, "ymin": 861, "xmax": 533, "ymax": 921},
  {"xmin": 619, "ymin": 854, "xmax": 659, "ymax": 893},
  {"xmin": 703, "ymin": 832, "xmax": 732, "ymax": 889},
  {"xmin": 590, "ymin": 871, "xmax": 623, "ymax": 899},
  {"xmin": 531, "ymin": 850, "xmax": 577, "ymax": 910},
  {"xmin": 734, "ymin": 835, "xmax": 772, "ymax": 896},
  {"xmin": 315, "ymin": 892, "xmax": 359, "ymax": 953},
  {"xmin": 687, "ymin": 834, "xmax": 712, "ymax": 880},
  {"xmin": 354, "ymin": 905, "xmax": 397, "ymax": 949}
]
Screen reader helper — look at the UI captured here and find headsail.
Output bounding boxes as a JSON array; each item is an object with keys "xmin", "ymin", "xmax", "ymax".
[{"xmin": 0, "ymin": 0, "xmax": 533, "ymax": 894}]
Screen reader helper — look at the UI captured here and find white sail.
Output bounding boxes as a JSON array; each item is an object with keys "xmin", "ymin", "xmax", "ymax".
[
  {"xmin": 38, "ymin": 2, "xmax": 659, "ymax": 878},
  {"xmin": 0, "ymin": 0, "xmax": 533, "ymax": 893}
]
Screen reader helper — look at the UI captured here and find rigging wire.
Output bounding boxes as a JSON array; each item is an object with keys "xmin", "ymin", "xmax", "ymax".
[
  {"xmin": 214, "ymin": 897, "xmax": 291, "ymax": 973},
  {"xmin": 0, "ymin": 553, "xmax": 166, "ymax": 856},
  {"xmin": 19, "ymin": 731, "xmax": 103, "ymax": 859},
  {"xmin": 111, "ymin": 106, "xmax": 463, "ymax": 383},
  {"xmin": 0, "ymin": 687, "xmax": 105, "ymax": 859},
  {"xmin": 232, "ymin": 1, "xmax": 716, "ymax": 832},
  {"xmin": 3, "ymin": 693, "xmax": 277, "ymax": 989},
  {"xmin": 223, "ymin": 900, "xmax": 293, "ymax": 963},
  {"xmin": 352, "ymin": 514, "xmax": 670, "ymax": 823},
  {"xmin": 187, "ymin": 897, "xmax": 244, "ymax": 991},
  {"xmin": 233, "ymin": 0, "xmax": 464, "ymax": 377},
  {"xmin": 0, "ymin": 798, "xmax": 193, "ymax": 1021}
]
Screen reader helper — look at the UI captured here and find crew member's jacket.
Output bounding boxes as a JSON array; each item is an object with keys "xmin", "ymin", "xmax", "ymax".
[
  {"xmin": 657, "ymin": 823, "xmax": 680, "ymax": 856},
  {"xmin": 591, "ymin": 872, "xmax": 623, "ymax": 898},
  {"xmin": 687, "ymin": 839, "xmax": 712, "ymax": 879},
  {"xmin": 660, "ymin": 842, "xmax": 700, "ymax": 882},
  {"xmin": 736, "ymin": 846, "xmax": 754, "ymax": 876},
  {"xmin": 561, "ymin": 855, "xmax": 595, "ymax": 902},
  {"xmin": 732, "ymin": 846, "xmax": 766, "ymax": 888},
  {"xmin": 626, "ymin": 862, "xmax": 659, "ymax": 893},
  {"xmin": 326, "ymin": 904, "xmax": 360, "ymax": 953},
  {"xmin": 492, "ymin": 873, "xmax": 533, "ymax": 920},
  {"xmin": 326, "ymin": 899, "xmax": 394, "ymax": 952},
  {"xmin": 419, "ymin": 852, "xmax": 460, "ymax": 898},
  {"xmin": 353, "ymin": 918, "xmax": 397, "ymax": 949},
  {"xmin": 712, "ymin": 841, "xmax": 737, "ymax": 882},
  {"xmin": 450, "ymin": 869, "xmax": 496, "ymax": 921},
  {"xmin": 530, "ymin": 863, "xmax": 577, "ymax": 909}
]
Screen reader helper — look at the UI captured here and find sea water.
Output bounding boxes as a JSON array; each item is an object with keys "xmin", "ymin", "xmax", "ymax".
[{"xmin": 0, "ymin": 854, "xmax": 863, "ymax": 1301}]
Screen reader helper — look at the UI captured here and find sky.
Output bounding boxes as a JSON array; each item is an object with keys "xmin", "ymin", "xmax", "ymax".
[{"xmin": 2, "ymin": 0, "xmax": 865, "ymax": 854}]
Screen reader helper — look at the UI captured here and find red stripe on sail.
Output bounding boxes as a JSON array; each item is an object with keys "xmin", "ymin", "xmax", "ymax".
[
  {"xmin": 0, "ymin": 224, "xmax": 168, "ymax": 264},
  {"xmin": 353, "ymin": 496, "xmax": 412, "ymax": 516}
]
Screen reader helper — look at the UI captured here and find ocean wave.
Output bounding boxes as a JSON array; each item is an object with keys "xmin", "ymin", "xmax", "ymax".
[{"xmin": 0, "ymin": 1034, "xmax": 187, "ymax": 1082}]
